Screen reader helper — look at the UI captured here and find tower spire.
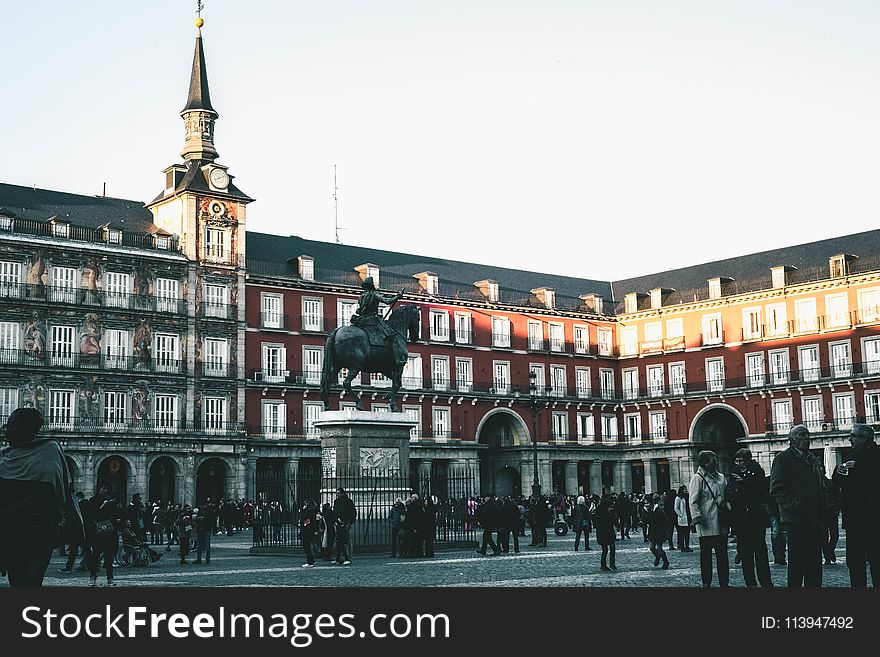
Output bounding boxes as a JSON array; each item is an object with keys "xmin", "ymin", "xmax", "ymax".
[{"xmin": 180, "ymin": 7, "xmax": 218, "ymax": 162}]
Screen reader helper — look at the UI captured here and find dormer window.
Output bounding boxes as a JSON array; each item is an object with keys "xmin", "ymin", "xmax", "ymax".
[
  {"xmin": 708, "ymin": 278, "xmax": 722, "ymax": 300},
  {"xmin": 52, "ymin": 221, "xmax": 70, "ymax": 238},
  {"xmin": 476, "ymin": 280, "xmax": 499, "ymax": 302},
  {"xmin": 829, "ymin": 254, "xmax": 857, "ymax": 278},
  {"xmin": 414, "ymin": 272, "xmax": 438, "ymax": 295},
  {"xmin": 0, "ymin": 211, "xmax": 13, "ymax": 231},
  {"xmin": 299, "ymin": 256, "xmax": 315, "ymax": 281},
  {"xmin": 771, "ymin": 266, "xmax": 794, "ymax": 289},
  {"xmin": 106, "ymin": 228, "xmax": 122, "ymax": 245},
  {"xmin": 355, "ymin": 263, "xmax": 380, "ymax": 287},
  {"xmin": 155, "ymin": 235, "xmax": 170, "ymax": 250},
  {"xmin": 624, "ymin": 293, "xmax": 638, "ymax": 314},
  {"xmin": 532, "ymin": 287, "xmax": 555, "ymax": 309}
]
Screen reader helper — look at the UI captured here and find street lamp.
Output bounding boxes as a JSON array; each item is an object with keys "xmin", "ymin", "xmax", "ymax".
[{"xmin": 515, "ymin": 370, "xmax": 552, "ymax": 499}]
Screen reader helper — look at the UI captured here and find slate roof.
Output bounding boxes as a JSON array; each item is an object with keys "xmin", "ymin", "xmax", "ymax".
[
  {"xmin": 183, "ymin": 31, "xmax": 215, "ymax": 114},
  {"xmin": 0, "ymin": 182, "xmax": 154, "ymax": 233},
  {"xmin": 147, "ymin": 160, "xmax": 253, "ymax": 205},
  {"xmin": 245, "ymin": 232, "xmax": 614, "ymax": 305},
  {"xmin": 611, "ymin": 229, "xmax": 880, "ymax": 304}
]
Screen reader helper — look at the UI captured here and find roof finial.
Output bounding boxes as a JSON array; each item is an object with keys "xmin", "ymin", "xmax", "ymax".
[{"xmin": 195, "ymin": 0, "xmax": 204, "ymax": 29}]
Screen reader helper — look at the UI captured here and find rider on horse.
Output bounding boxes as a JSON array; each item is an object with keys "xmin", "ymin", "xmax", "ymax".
[{"xmin": 350, "ymin": 277, "xmax": 408, "ymax": 365}]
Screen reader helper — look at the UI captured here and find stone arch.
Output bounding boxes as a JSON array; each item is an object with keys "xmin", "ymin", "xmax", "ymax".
[
  {"xmin": 195, "ymin": 457, "xmax": 232, "ymax": 505},
  {"xmin": 475, "ymin": 408, "xmax": 530, "ymax": 448},
  {"xmin": 689, "ymin": 403, "xmax": 749, "ymax": 474},
  {"xmin": 148, "ymin": 456, "xmax": 180, "ymax": 505},
  {"xmin": 95, "ymin": 454, "xmax": 133, "ymax": 501}
]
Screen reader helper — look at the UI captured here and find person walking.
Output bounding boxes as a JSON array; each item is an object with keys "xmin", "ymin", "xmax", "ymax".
[
  {"xmin": 0, "ymin": 408, "xmax": 82, "ymax": 587},
  {"xmin": 422, "ymin": 495, "xmax": 438, "ymax": 558},
  {"xmin": 727, "ymin": 447, "xmax": 773, "ymax": 587},
  {"xmin": 573, "ymin": 495, "xmax": 592, "ymax": 551},
  {"xmin": 689, "ymin": 450, "xmax": 729, "ymax": 587},
  {"xmin": 86, "ymin": 485, "xmax": 122, "ymax": 586},
  {"xmin": 194, "ymin": 502, "xmax": 215, "ymax": 565},
  {"xmin": 299, "ymin": 500, "xmax": 318, "ymax": 567},
  {"xmin": 674, "ymin": 485, "xmax": 694, "ymax": 552},
  {"xmin": 333, "ymin": 488, "xmax": 356, "ymax": 565},
  {"xmin": 58, "ymin": 491, "xmax": 90, "ymax": 574},
  {"xmin": 318, "ymin": 502, "xmax": 336, "ymax": 561},
  {"xmin": 646, "ymin": 496, "xmax": 670, "ymax": 569},
  {"xmin": 476, "ymin": 495, "xmax": 501, "ymax": 556},
  {"xmin": 832, "ymin": 423, "xmax": 880, "ymax": 586},
  {"xmin": 176, "ymin": 505, "xmax": 194, "ymax": 565},
  {"xmin": 770, "ymin": 424, "xmax": 825, "ymax": 587},
  {"xmin": 499, "ymin": 496, "xmax": 520, "ymax": 554},
  {"xmin": 594, "ymin": 495, "xmax": 617, "ymax": 571},
  {"xmin": 615, "ymin": 493, "xmax": 633, "ymax": 540}
]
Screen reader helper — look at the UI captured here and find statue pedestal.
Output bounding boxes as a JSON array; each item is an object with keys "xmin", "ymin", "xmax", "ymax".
[
  {"xmin": 314, "ymin": 409, "xmax": 414, "ymax": 478},
  {"xmin": 313, "ymin": 410, "xmax": 416, "ymax": 550}
]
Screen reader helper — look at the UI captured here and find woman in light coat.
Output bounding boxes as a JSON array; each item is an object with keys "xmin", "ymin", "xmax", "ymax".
[
  {"xmin": 673, "ymin": 485, "xmax": 694, "ymax": 552},
  {"xmin": 688, "ymin": 451, "xmax": 729, "ymax": 587}
]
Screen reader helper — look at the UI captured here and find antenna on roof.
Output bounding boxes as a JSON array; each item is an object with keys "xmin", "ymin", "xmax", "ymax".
[
  {"xmin": 102, "ymin": 182, "xmax": 106, "ymax": 198},
  {"xmin": 332, "ymin": 164, "xmax": 346, "ymax": 244}
]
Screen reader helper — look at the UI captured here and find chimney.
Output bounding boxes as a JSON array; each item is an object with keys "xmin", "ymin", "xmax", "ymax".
[{"xmin": 649, "ymin": 287, "xmax": 675, "ymax": 309}]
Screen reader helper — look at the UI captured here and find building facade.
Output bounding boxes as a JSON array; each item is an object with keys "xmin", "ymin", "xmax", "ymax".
[{"xmin": 3, "ymin": 22, "xmax": 880, "ymax": 502}]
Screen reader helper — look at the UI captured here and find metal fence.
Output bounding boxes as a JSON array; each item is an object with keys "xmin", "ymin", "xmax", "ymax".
[{"xmin": 251, "ymin": 468, "xmax": 478, "ymax": 550}]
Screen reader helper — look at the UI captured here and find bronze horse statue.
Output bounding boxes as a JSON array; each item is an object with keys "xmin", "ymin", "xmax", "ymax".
[{"xmin": 320, "ymin": 304, "xmax": 421, "ymax": 412}]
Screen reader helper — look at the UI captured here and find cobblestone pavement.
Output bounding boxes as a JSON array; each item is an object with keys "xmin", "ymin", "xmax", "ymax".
[{"xmin": 9, "ymin": 529, "xmax": 858, "ymax": 588}]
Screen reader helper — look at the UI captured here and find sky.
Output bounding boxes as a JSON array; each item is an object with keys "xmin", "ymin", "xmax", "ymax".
[{"xmin": 2, "ymin": 1, "xmax": 880, "ymax": 282}]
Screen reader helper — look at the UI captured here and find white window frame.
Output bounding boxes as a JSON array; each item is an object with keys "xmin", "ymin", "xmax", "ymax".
[
  {"xmin": 105, "ymin": 272, "xmax": 130, "ymax": 308},
  {"xmin": 549, "ymin": 323, "xmax": 565, "ymax": 352},
  {"xmin": 303, "ymin": 346, "xmax": 324, "ymax": 385},
  {"xmin": 649, "ymin": 410, "xmax": 667, "ymax": 443},
  {"xmin": 431, "ymin": 355, "xmax": 450, "ymax": 391},
  {"xmin": 304, "ymin": 402, "xmax": 323, "ymax": 439},
  {"xmin": 550, "ymin": 364, "xmax": 567, "ymax": 398},
  {"xmin": 402, "ymin": 354, "xmax": 423, "ymax": 389},
  {"xmin": 301, "ymin": 297, "xmax": 324, "ymax": 332},
  {"xmin": 430, "ymin": 310, "xmax": 450, "ymax": 342},
  {"xmin": 204, "ymin": 227, "xmax": 227, "ymax": 262},
  {"xmin": 261, "ymin": 293, "xmax": 283, "ymax": 329},
  {"xmin": 833, "ymin": 393, "xmax": 855, "ymax": 430},
  {"xmin": 798, "ymin": 345, "xmax": 820, "ymax": 383},
  {"xmin": 772, "ymin": 399, "xmax": 793, "ymax": 433},
  {"xmin": 203, "ymin": 397, "xmax": 228, "ymax": 434},
  {"xmin": 574, "ymin": 325, "xmax": 589, "ymax": 354},
  {"xmin": 104, "ymin": 328, "xmax": 129, "ymax": 370},
  {"xmin": 861, "ymin": 336, "xmax": 880, "ymax": 375},
  {"xmin": 155, "ymin": 278, "xmax": 179, "ymax": 313},
  {"xmin": 404, "ymin": 405, "xmax": 421, "ymax": 441},
  {"xmin": 154, "ymin": 394, "xmax": 178, "ymax": 430},
  {"xmin": 492, "ymin": 361, "xmax": 510, "ymax": 395},
  {"xmin": 0, "ymin": 321, "xmax": 20, "ymax": 363},
  {"xmin": 706, "ymin": 357, "xmax": 725, "ymax": 392},
  {"xmin": 802, "ymin": 396, "xmax": 823, "ymax": 431},
  {"xmin": 669, "ymin": 362, "xmax": 686, "ymax": 396},
  {"xmin": 0, "ymin": 387, "xmax": 19, "ymax": 424},
  {"xmin": 337, "ymin": 299, "xmax": 357, "ymax": 328},
  {"xmin": 492, "ymin": 316, "xmax": 511, "ymax": 348},
  {"xmin": 794, "ymin": 298, "xmax": 818, "ymax": 333},
  {"xmin": 49, "ymin": 389, "xmax": 75, "ymax": 429},
  {"xmin": 865, "ymin": 391, "xmax": 880, "ymax": 424},
  {"xmin": 624, "ymin": 413, "xmax": 641, "ymax": 444},
  {"xmin": 622, "ymin": 367, "xmax": 638, "ymax": 400},
  {"xmin": 0, "ymin": 261, "xmax": 22, "ymax": 298},
  {"xmin": 155, "ymin": 333, "xmax": 180, "ymax": 373},
  {"xmin": 599, "ymin": 368, "xmax": 615, "ymax": 400},
  {"xmin": 530, "ymin": 364, "xmax": 546, "ymax": 396},
  {"xmin": 825, "ymin": 293, "xmax": 849, "ymax": 329},
  {"xmin": 702, "ymin": 313, "xmax": 723, "ymax": 345},
  {"xmin": 432, "ymin": 406, "xmax": 451, "ymax": 442},
  {"xmin": 528, "ymin": 321, "xmax": 544, "ymax": 351},
  {"xmin": 766, "ymin": 303, "xmax": 788, "ymax": 337},
  {"xmin": 621, "ymin": 326, "xmax": 638, "ymax": 356},
  {"xmin": 742, "ymin": 307, "xmax": 762, "ymax": 340},
  {"xmin": 858, "ymin": 287, "xmax": 880, "ymax": 323},
  {"xmin": 644, "ymin": 322, "xmax": 662, "ymax": 344},
  {"xmin": 454, "ymin": 312, "xmax": 472, "ymax": 344},
  {"xmin": 576, "ymin": 413, "xmax": 595, "ymax": 444},
  {"xmin": 455, "ymin": 357, "xmax": 473, "ymax": 393},
  {"xmin": 50, "ymin": 325, "xmax": 75, "ymax": 367},
  {"xmin": 262, "ymin": 401, "xmax": 287, "ymax": 438},
  {"xmin": 746, "ymin": 352, "xmax": 765, "ymax": 388},
  {"xmin": 598, "ymin": 328, "xmax": 613, "ymax": 356},
  {"xmin": 601, "ymin": 414, "xmax": 619, "ymax": 445},
  {"xmin": 204, "ymin": 337, "xmax": 228, "ymax": 377},
  {"xmin": 50, "ymin": 266, "xmax": 76, "ymax": 304},
  {"xmin": 575, "ymin": 367, "xmax": 591, "ymax": 398},
  {"xmin": 261, "ymin": 343, "xmax": 287, "ymax": 383},
  {"xmin": 204, "ymin": 283, "xmax": 228, "ymax": 318},
  {"xmin": 830, "ymin": 340, "xmax": 852, "ymax": 379},
  {"xmin": 552, "ymin": 411, "xmax": 569, "ymax": 442},
  {"xmin": 666, "ymin": 318, "xmax": 684, "ymax": 340},
  {"xmin": 768, "ymin": 348, "xmax": 789, "ymax": 385}
]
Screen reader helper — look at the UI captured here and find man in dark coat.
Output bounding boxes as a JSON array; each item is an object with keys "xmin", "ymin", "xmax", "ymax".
[
  {"xmin": 333, "ymin": 487, "xmax": 357, "ymax": 564},
  {"xmin": 832, "ymin": 423, "xmax": 880, "ymax": 586},
  {"xmin": 476, "ymin": 495, "xmax": 501, "ymax": 556},
  {"xmin": 728, "ymin": 447, "xmax": 773, "ymax": 587},
  {"xmin": 614, "ymin": 493, "xmax": 633, "ymax": 539},
  {"xmin": 0, "ymin": 408, "xmax": 81, "ymax": 587},
  {"xmin": 770, "ymin": 424, "xmax": 825, "ymax": 587},
  {"xmin": 498, "ymin": 496, "xmax": 520, "ymax": 554}
]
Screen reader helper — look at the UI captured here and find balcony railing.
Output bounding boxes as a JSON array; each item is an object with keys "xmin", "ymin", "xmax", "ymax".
[
  {"xmin": 0, "ymin": 216, "xmax": 182, "ymax": 253},
  {"xmin": 300, "ymin": 315, "xmax": 331, "ymax": 333},
  {"xmin": 0, "ymin": 282, "xmax": 187, "ymax": 314},
  {"xmin": 0, "ymin": 348, "xmax": 185, "ymax": 374},
  {"xmin": 766, "ymin": 417, "xmax": 864, "ymax": 436},
  {"xmin": 260, "ymin": 313, "xmax": 290, "ymax": 330},
  {"xmin": 201, "ymin": 301, "xmax": 234, "ymax": 320},
  {"xmin": 43, "ymin": 418, "xmax": 243, "ymax": 435},
  {"xmin": 453, "ymin": 329, "xmax": 474, "ymax": 345}
]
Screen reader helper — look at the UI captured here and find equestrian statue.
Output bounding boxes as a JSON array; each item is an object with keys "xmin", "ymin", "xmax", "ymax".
[{"xmin": 320, "ymin": 277, "xmax": 421, "ymax": 412}]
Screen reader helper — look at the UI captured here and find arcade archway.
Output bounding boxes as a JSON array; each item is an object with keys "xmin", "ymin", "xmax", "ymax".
[
  {"xmin": 96, "ymin": 455, "xmax": 131, "ymax": 501},
  {"xmin": 476, "ymin": 409, "xmax": 529, "ymax": 495},
  {"xmin": 148, "ymin": 457, "xmax": 178, "ymax": 504},
  {"xmin": 690, "ymin": 404, "xmax": 748, "ymax": 474},
  {"xmin": 196, "ymin": 457, "xmax": 231, "ymax": 504}
]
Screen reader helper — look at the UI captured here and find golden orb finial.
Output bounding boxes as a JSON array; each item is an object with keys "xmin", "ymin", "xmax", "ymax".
[{"xmin": 195, "ymin": 17, "xmax": 204, "ymax": 28}]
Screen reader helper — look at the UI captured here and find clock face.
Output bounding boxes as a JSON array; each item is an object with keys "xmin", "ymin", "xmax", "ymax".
[{"xmin": 209, "ymin": 167, "xmax": 229, "ymax": 189}]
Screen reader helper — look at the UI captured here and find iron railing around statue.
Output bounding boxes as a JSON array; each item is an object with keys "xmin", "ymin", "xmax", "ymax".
[{"xmin": 251, "ymin": 468, "xmax": 478, "ymax": 553}]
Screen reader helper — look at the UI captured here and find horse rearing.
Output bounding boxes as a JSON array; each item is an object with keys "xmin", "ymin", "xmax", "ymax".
[{"xmin": 320, "ymin": 304, "xmax": 420, "ymax": 412}]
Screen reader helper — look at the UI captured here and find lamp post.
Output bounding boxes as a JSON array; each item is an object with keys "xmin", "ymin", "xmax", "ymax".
[{"xmin": 516, "ymin": 371, "xmax": 552, "ymax": 499}]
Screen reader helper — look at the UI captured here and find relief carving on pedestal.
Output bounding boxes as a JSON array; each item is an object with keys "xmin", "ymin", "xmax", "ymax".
[{"xmin": 360, "ymin": 447, "xmax": 400, "ymax": 473}]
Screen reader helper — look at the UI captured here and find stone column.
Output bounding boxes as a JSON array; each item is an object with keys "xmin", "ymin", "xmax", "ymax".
[
  {"xmin": 417, "ymin": 459, "xmax": 433, "ymax": 493},
  {"xmin": 643, "ymin": 459, "xmax": 656, "ymax": 494},
  {"xmin": 286, "ymin": 456, "xmax": 299, "ymax": 505},
  {"xmin": 617, "ymin": 459, "xmax": 633, "ymax": 494},
  {"xmin": 541, "ymin": 459, "xmax": 553, "ymax": 496},
  {"xmin": 824, "ymin": 445, "xmax": 840, "ymax": 474},
  {"xmin": 133, "ymin": 451, "xmax": 148, "ymax": 498},
  {"xmin": 521, "ymin": 458, "xmax": 535, "ymax": 495},
  {"xmin": 589, "ymin": 460, "xmax": 602, "ymax": 496},
  {"xmin": 247, "ymin": 454, "xmax": 257, "ymax": 503},
  {"xmin": 564, "ymin": 460, "xmax": 578, "ymax": 495},
  {"xmin": 469, "ymin": 458, "xmax": 482, "ymax": 497}
]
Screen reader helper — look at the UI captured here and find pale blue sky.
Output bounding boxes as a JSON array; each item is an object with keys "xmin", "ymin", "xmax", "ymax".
[{"xmin": 3, "ymin": 1, "xmax": 880, "ymax": 281}]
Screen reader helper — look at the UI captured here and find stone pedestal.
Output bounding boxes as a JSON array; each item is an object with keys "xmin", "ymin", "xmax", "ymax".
[{"xmin": 314, "ymin": 409, "xmax": 415, "ymax": 477}]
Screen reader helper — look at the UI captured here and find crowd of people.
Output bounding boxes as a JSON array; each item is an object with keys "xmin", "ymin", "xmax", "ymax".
[{"xmin": 1, "ymin": 406, "xmax": 878, "ymax": 588}]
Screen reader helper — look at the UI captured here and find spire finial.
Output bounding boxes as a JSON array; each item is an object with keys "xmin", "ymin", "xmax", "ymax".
[{"xmin": 195, "ymin": 1, "xmax": 204, "ymax": 28}]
